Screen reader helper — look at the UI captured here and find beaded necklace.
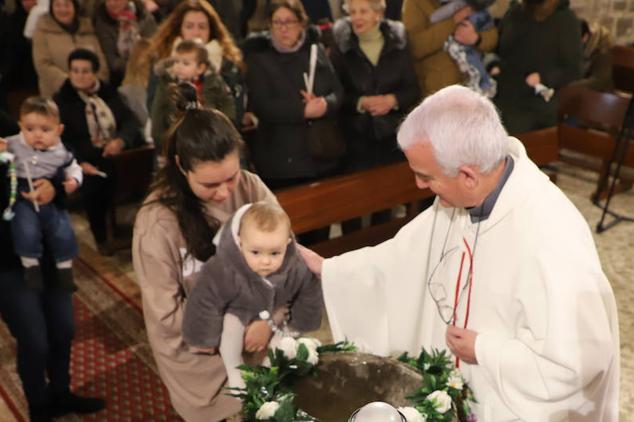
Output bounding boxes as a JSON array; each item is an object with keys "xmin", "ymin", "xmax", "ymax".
[{"xmin": 0, "ymin": 151, "xmax": 17, "ymax": 220}]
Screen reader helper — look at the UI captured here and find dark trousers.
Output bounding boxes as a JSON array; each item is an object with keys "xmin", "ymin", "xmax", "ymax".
[
  {"xmin": 11, "ymin": 196, "xmax": 78, "ymax": 261},
  {"xmin": 80, "ymin": 165, "xmax": 114, "ymax": 245},
  {"xmin": 0, "ymin": 268, "xmax": 74, "ymax": 408}
]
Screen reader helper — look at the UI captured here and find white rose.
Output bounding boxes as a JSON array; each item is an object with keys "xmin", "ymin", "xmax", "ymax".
[
  {"xmin": 447, "ymin": 369, "xmax": 464, "ymax": 390},
  {"xmin": 255, "ymin": 401, "xmax": 280, "ymax": 420},
  {"xmin": 306, "ymin": 346, "xmax": 319, "ymax": 365},
  {"xmin": 426, "ymin": 390, "xmax": 452, "ymax": 414},
  {"xmin": 277, "ymin": 336, "xmax": 298, "ymax": 359},
  {"xmin": 398, "ymin": 406, "xmax": 427, "ymax": 422}
]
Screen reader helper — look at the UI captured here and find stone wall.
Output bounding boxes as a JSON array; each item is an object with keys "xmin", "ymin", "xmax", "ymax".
[{"xmin": 571, "ymin": 0, "xmax": 634, "ymax": 45}]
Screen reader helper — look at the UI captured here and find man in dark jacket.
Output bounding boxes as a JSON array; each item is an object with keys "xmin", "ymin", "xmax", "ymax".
[
  {"xmin": 0, "ymin": 123, "xmax": 105, "ymax": 422},
  {"xmin": 494, "ymin": 0, "xmax": 582, "ymax": 134}
]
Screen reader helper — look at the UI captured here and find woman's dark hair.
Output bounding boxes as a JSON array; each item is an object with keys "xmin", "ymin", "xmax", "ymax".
[
  {"xmin": 580, "ymin": 19, "xmax": 590, "ymax": 38},
  {"xmin": 267, "ymin": 0, "xmax": 308, "ymax": 25},
  {"xmin": 150, "ymin": 82, "xmax": 242, "ymax": 261},
  {"xmin": 68, "ymin": 48, "xmax": 100, "ymax": 72},
  {"xmin": 49, "ymin": 0, "xmax": 80, "ymax": 33}
]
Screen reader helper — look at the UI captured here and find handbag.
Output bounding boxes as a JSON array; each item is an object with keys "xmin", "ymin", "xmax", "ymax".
[{"xmin": 306, "ymin": 118, "xmax": 346, "ymax": 160}]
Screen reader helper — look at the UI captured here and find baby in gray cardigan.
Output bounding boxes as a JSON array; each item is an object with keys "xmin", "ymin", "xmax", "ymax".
[
  {"xmin": 182, "ymin": 202, "xmax": 322, "ymax": 389},
  {"xmin": 0, "ymin": 97, "xmax": 82, "ymax": 291}
]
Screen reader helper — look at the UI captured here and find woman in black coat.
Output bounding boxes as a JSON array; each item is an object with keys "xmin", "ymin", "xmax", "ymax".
[
  {"xmin": 331, "ymin": 0, "xmax": 420, "ymax": 171},
  {"xmin": 53, "ymin": 48, "xmax": 143, "ymax": 254},
  {"xmin": 243, "ymin": 0, "xmax": 344, "ymax": 190}
]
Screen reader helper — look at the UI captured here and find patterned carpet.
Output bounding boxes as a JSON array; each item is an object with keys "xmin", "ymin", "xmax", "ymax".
[
  {"xmin": 0, "ymin": 163, "xmax": 632, "ymax": 421},
  {"xmin": 0, "ymin": 241, "xmax": 181, "ymax": 421}
]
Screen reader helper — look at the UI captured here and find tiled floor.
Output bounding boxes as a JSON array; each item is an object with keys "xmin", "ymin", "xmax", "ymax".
[{"xmin": 1, "ymin": 163, "xmax": 632, "ymax": 421}]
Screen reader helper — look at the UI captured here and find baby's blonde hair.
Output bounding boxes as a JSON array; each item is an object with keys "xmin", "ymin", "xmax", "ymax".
[{"xmin": 239, "ymin": 202, "xmax": 291, "ymax": 234}]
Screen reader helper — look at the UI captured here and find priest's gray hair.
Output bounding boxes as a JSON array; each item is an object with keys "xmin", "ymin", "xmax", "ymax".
[{"xmin": 397, "ymin": 85, "xmax": 509, "ymax": 176}]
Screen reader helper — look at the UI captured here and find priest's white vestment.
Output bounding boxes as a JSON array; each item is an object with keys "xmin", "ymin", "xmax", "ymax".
[{"xmin": 322, "ymin": 138, "xmax": 619, "ymax": 421}]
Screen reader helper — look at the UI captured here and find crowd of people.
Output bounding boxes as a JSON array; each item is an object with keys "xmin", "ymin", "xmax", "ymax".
[{"xmin": 0, "ymin": 0, "xmax": 622, "ymax": 421}]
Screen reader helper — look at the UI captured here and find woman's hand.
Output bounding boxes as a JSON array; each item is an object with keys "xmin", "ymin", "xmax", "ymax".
[
  {"xmin": 244, "ymin": 319, "xmax": 273, "ymax": 352},
  {"xmin": 302, "ymin": 91, "xmax": 328, "ymax": 119},
  {"xmin": 297, "ymin": 244, "xmax": 324, "ymax": 277},
  {"xmin": 452, "ymin": 6, "xmax": 473, "ymax": 23},
  {"xmin": 525, "ymin": 72, "xmax": 541, "ymax": 87},
  {"xmin": 272, "ymin": 305, "xmax": 290, "ymax": 325},
  {"xmin": 102, "ymin": 138, "xmax": 125, "ymax": 157},
  {"xmin": 63, "ymin": 177, "xmax": 79, "ymax": 194},
  {"xmin": 21, "ymin": 178, "xmax": 56, "ymax": 205},
  {"xmin": 362, "ymin": 95, "xmax": 398, "ymax": 117},
  {"xmin": 241, "ymin": 111, "xmax": 259, "ymax": 132}
]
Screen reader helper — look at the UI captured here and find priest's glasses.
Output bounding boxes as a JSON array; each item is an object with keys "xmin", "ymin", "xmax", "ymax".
[{"xmin": 427, "ymin": 239, "xmax": 475, "ymax": 326}]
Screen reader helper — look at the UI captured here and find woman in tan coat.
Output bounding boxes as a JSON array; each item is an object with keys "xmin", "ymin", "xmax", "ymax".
[
  {"xmin": 402, "ymin": 0, "xmax": 497, "ymax": 96},
  {"xmin": 132, "ymin": 85, "xmax": 277, "ymax": 421},
  {"xmin": 32, "ymin": 0, "xmax": 109, "ymax": 98}
]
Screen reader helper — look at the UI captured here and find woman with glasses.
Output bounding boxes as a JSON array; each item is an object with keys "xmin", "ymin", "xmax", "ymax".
[
  {"xmin": 242, "ymin": 0, "xmax": 344, "ymax": 191},
  {"xmin": 53, "ymin": 48, "xmax": 143, "ymax": 255}
]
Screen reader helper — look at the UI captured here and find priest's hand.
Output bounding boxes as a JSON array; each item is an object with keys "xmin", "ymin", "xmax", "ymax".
[
  {"xmin": 297, "ymin": 244, "xmax": 324, "ymax": 277},
  {"xmin": 446, "ymin": 325, "xmax": 478, "ymax": 364}
]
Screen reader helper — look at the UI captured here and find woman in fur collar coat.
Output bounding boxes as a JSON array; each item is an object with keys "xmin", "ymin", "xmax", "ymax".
[{"xmin": 331, "ymin": 0, "xmax": 420, "ymax": 171}]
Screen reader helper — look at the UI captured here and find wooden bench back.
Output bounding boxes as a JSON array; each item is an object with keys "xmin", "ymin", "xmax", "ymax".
[
  {"xmin": 112, "ymin": 144, "xmax": 155, "ymax": 205},
  {"xmin": 612, "ymin": 45, "xmax": 634, "ymax": 94},
  {"xmin": 515, "ymin": 127, "xmax": 559, "ymax": 165},
  {"xmin": 275, "ymin": 161, "xmax": 433, "ymax": 257},
  {"xmin": 557, "ymin": 85, "xmax": 633, "ymax": 163}
]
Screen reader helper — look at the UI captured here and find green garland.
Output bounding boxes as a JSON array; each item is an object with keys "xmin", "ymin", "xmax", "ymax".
[{"xmin": 234, "ymin": 337, "xmax": 476, "ymax": 422}]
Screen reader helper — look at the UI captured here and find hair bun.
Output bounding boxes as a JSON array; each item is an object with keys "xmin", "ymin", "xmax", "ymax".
[{"xmin": 171, "ymin": 82, "xmax": 200, "ymax": 113}]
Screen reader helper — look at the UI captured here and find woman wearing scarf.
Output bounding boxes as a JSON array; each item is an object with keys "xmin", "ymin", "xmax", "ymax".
[
  {"xmin": 94, "ymin": 0, "xmax": 157, "ymax": 88},
  {"xmin": 32, "ymin": 0, "xmax": 109, "ymax": 98},
  {"xmin": 53, "ymin": 48, "xmax": 143, "ymax": 255}
]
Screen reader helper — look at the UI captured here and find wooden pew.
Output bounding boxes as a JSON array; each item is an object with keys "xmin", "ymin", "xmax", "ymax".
[
  {"xmin": 275, "ymin": 134, "xmax": 557, "ymax": 258},
  {"xmin": 557, "ymin": 85, "xmax": 634, "ymax": 197},
  {"xmin": 515, "ymin": 127, "xmax": 559, "ymax": 165},
  {"xmin": 108, "ymin": 144, "xmax": 155, "ymax": 240},
  {"xmin": 276, "ymin": 161, "xmax": 433, "ymax": 257}
]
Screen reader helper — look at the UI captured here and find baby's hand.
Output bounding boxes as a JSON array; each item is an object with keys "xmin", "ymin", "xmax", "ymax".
[
  {"xmin": 190, "ymin": 346, "xmax": 217, "ymax": 354},
  {"xmin": 63, "ymin": 177, "xmax": 79, "ymax": 194},
  {"xmin": 525, "ymin": 72, "xmax": 541, "ymax": 87}
]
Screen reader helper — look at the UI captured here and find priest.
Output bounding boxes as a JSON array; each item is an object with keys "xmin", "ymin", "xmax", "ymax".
[{"xmin": 299, "ymin": 85, "xmax": 620, "ymax": 421}]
